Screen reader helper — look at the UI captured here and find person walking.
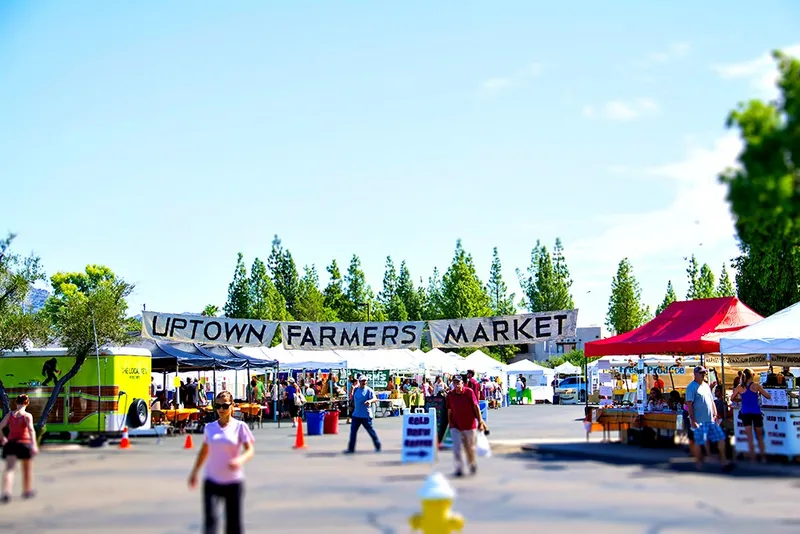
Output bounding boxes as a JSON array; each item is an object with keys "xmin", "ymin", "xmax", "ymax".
[
  {"xmin": 731, "ymin": 368, "xmax": 771, "ymax": 463},
  {"xmin": 686, "ymin": 366, "xmax": 733, "ymax": 472},
  {"xmin": 344, "ymin": 375, "xmax": 381, "ymax": 454},
  {"xmin": 189, "ymin": 391, "xmax": 255, "ymax": 534},
  {"xmin": 0, "ymin": 394, "xmax": 38, "ymax": 503},
  {"xmin": 446, "ymin": 375, "xmax": 488, "ymax": 477}
]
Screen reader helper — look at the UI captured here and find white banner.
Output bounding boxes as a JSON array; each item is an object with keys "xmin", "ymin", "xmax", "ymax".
[
  {"xmin": 281, "ymin": 321, "xmax": 425, "ymax": 350},
  {"xmin": 141, "ymin": 311, "xmax": 278, "ymax": 347},
  {"xmin": 429, "ymin": 310, "xmax": 578, "ymax": 349}
]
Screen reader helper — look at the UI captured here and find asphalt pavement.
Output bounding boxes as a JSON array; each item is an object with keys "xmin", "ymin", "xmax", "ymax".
[{"xmin": 1, "ymin": 405, "xmax": 799, "ymax": 533}]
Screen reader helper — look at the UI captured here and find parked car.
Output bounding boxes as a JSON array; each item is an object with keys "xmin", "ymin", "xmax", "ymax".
[{"xmin": 554, "ymin": 376, "xmax": 587, "ymax": 404}]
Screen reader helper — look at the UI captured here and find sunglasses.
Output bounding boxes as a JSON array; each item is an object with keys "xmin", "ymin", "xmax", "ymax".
[{"xmin": 215, "ymin": 403, "xmax": 232, "ymax": 410}]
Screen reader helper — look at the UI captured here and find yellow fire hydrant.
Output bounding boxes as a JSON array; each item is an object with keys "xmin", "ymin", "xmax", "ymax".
[{"xmin": 409, "ymin": 472, "xmax": 465, "ymax": 533}]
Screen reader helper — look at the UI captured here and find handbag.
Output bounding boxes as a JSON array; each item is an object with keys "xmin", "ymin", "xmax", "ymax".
[
  {"xmin": 476, "ymin": 431, "xmax": 492, "ymax": 458},
  {"xmin": 294, "ymin": 392, "xmax": 305, "ymax": 406}
]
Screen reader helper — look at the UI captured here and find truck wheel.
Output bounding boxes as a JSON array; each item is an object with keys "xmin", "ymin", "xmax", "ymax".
[{"xmin": 127, "ymin": 399, "xmax": 149, "ymax": 429}]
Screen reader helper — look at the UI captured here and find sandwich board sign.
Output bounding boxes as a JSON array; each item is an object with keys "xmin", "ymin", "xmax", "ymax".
[{"xmin": 401, "ymin": 408, "xmax": 437, "ymax": 463}]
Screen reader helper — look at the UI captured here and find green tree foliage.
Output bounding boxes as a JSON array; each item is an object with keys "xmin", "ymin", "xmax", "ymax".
[
  {"xmin": 425, "ymin": 268, "xmax": 445, "ymax": 320},
  {"xmin": 486, "ymin": 247, "xmax": 516, "ymax": 316},
  {"xmin": 323, "ymin": 260, "xmax": 347, "ymax": 320},
  {"xmin": 395, "ymin": 261, "xmax": 425, "ymax": 321},
  {"xmin": 295, "ymin": 265, "xmax": 336, "ymax": 321},
  {"xmin": 342, "ymin": 255, "xmax": 374, "ymax": 322},
  {"xmin": 201, "ymin": 304, "xmax": 219, "ymax": 317},
  {"xmin": 685, "ymin": 255, "xmax": 700, "ymax": 299},
  {"xmin": 696, "ymin": 263, "xmax": 716, "ymax": 299},
  {"xmin": 378, "ymin": 257, "xmax": 398, "ymax": 306},
  {"xmin": 606, "ymin": 258, "xmax": 651, "ymax": 335},
  {"xmin": 655, "ymin": 281, "xmax": 677, "ymax": 315},
  {"xmin": 0, "ymin": 234, "xmax": 50, "ymax": 413},
  {"xmin": 249, "ymin": 257, "xmax": 288, "ymax": 320},
  {"xmin": 40, "ymin": 265, "xmax": 133, "ymax": 432},
  {"xmin": 439, "ymin": 240, "xmax": 492, "ymax": 319},
  {"xmin": 715, "ymin": 264, "xmax": 735, "ymax": 297},
  {"xmin": 518, "ymin": 239, "xmax": 574, "ymax": 312},
  {"xmin": 719, "ymin": 51, "xmax": 800, "ymax": 316},
  {"xmin": 267, "ymin": 236, "xmax": 299, "ymax": 318},
  {"xmin": 223, "ymin": 253, "xmax": 251, "ymax": 319}
]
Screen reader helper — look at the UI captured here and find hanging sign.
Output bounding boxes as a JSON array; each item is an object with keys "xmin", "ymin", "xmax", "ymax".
[
  {"xmin": 401, "ymin": 408, "xmax": 437, "ymax": 463},
  {"xmin": 636, "ymin": 358, "xmax": 646, "ymax": 415},
  {"xmin": 142, "ymin": 311, "xmax": 277, "ymax": 347},
  {"xmin": 281, "ymin": 321, "xmax": 424, "ymax": 350},
  {"xmin": 349, "ymin": 369, "xmax": 390, "ymax": 390},
  {"xmin": 429, "ymin": 310, "xmax": 578, "ymax": 349}
]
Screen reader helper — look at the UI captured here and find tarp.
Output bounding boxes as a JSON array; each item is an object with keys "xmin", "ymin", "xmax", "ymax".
[
  {"xmin": 585, "ymin": 297, "xmax": 763, "ymax": 357},
  {"xmin": 132, "ymin": 339, "xmax": 278, "ymax": 371},
  {"xmin": 719, "ymin": 301, "xmax": 800, "ymax": 363}
]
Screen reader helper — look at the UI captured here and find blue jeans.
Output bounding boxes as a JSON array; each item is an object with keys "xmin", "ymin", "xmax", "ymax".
[{"xmin": 348, "ymin": 416, "xmax": 381, "ymax": 452}]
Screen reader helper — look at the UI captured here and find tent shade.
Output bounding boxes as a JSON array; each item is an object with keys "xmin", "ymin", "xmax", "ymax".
[
  {"xmin": 462, "ymin": 349, "xmax": 506, "ymax": 374},
  {"xmin": 720, "ymin": 300, "xmax": 800, "ymax": 356},
  {"xmin": 554, "ymin": 361, "xmax": 582, "ymax": 375},
  {"xmin": 585, "ymin": 297, "xmax": 763, "ymax": 357},
  {"xmin": 132, "ymin": 339, "xmax": 278, "ymax": 371},
  {"xmin": 506, "ymin": 359, "xmax": 553, "ymax": 373}
]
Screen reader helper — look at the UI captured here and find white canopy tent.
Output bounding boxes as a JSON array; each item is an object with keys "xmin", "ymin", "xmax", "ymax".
[
  {"xmin": 507, "ymin": 359, "xmax": 552, "ymax": 373},
  {"xmin": 241, "ymin": 345, "xmax": 348, "ymax": 370},
  {"xmin": 554, "ymin": 361, "xmax": 582, "ymax": 375},
  {"xmin": 463, "ymin": 349, "xmax": 506, "ymax": 375},
  {"xmin": 334, "ymin": 348, "xmax": 424, "ymax": 372},
  {"xmin": 414, "ymin": 348, "xmax": 460, "ymax": 374},
  {"xmin": 720, "ymin": 301, "xmax": 800, "ymax": 356}
]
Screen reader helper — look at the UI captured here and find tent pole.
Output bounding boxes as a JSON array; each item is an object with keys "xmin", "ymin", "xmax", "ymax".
[{"xmin": 720, "ymin": 353, "xmax": 726, "ymax": 397}]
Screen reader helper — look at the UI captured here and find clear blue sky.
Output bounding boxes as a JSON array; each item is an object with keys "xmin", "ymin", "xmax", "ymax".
[{"xmin": 2, "ymin": 2, "xmax": 799, "ymax": 327}]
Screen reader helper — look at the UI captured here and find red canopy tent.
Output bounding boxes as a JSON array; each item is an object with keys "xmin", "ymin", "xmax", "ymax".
[{"xmin": 585, "ymin": 297, "xmax": 764, "ymax": 357}]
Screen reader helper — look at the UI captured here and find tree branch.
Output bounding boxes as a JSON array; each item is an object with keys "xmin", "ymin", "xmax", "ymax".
[{"xmin": 35, "ymin": 351, "xmax": 88, "ymax": 433}]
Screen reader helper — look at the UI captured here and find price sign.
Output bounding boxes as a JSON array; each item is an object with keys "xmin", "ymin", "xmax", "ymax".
[
  {"xmin": 763, "ymin": 388, "xmax": 789, "ymax": 408},
  {"xmin": 401, "ymin": 408, "xmax": 437, "ymax": 464}
]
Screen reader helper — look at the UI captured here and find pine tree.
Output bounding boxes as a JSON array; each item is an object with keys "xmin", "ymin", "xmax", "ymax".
[
  {"xmin": 342, "ymin": 255, "xmax": 373, "ymax": 322},
  {"xmin": 378, "ymin": 256, "xmax": 398, "ymax": 308},
  {"xmin": 655, "ymin": 281, "xmax": 677, "ymax": 315},
  {"xmin": 224, "ymin": 253, "xmax": 251, "ymax": 319},
  {"xmin": 685, "ymin": 255, "xmax": 700, "ymax": 299},
  {"xmin": 425, "ymin": 268, "xmax": 444, "ymax": 320},
  {"xmin": 518, "ymin": 239, "xmax": 574, "ymax": 312},
  {"xmin": 606, "ymin": 258, "xmax": 650, "ymax": 334},
  {"xmin": 552, "ymin": 238, "xmax": 575, "ymax": 309},
  {"xmin": 396, "ymin": 261, "xmax": 425, "ymax": 320},
  {"xmin": 696, "ymin": 263, "xmax": 716, "ymax": 299},
  {"xmin": 249, "ymin": 257, "xmax": 288, "ymax": 320},
  {"xmin": 487, "ymin": 247, "xmax": 516, "ymax": 316},
  {"xmin": 323, "ymin": 259, "xmax": 347, "ymax": 319},
  {"xmin": 440, "ymin": 240, "xmax": 492, "ymax": 319},
  {"xmin": 715, "ymin": 264, "xmax": 735, "ymax": 297},
  {"xmin": 267, "ymin": 235, "xmax": 299, "ymax": 318},
  {"xmin": 295, "ymin": 265, "xmax": 336, "ymax": 321}
]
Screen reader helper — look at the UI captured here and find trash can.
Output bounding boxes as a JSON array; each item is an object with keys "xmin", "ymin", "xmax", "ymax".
[
  {"xmin": 306, "ymin": 411, "xmax": 325, "ymax": 436},
  {"xmin": 479, "ymin": 400, "xmax": 488, "ymax": 421},
  {"xmin": 323, "ymin": 410, "xmax": 339, "ymax": 434}
]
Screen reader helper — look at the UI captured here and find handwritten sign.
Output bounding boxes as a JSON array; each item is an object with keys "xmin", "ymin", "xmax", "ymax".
[{"xmin": 401, "ymin": 408, "xmax": 437, "ymax": 464}]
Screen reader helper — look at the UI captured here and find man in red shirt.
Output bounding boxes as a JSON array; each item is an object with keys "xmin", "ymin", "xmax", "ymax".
[
  {"xmin": 653, "ymin": 373, "xmax": 665, "ymax": 392},
  {"xmin": 466, "ymin": 370, "xmax": 481, "ymax": 400},
  {"xmin": 446, "ymin": 375, "xmax": 487, "ymax": 477}
]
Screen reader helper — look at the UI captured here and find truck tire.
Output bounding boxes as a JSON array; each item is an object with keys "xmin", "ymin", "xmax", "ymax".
[{"xmin": 127, "ymin": 399, "xmax": 149, "ymax": 429}]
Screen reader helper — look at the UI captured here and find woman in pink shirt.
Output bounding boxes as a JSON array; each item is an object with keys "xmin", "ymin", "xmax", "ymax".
[
  {"xmin": 189, "ymin": 391, "xmax": 255, "ymax": 534},
  {"xmin": 0, "ymin": 394, "xmax": 39, "ymax": 503}
]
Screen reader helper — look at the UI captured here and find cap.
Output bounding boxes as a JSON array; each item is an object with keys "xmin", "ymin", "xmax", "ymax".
[
  {"xmin": 418, "ymin": 472, "xmax": 456, "ymax": 500},
  {"xmin": 358, "ymin": 375, "xmax": 367, "ymax": 381},
  {"xmin": 452, "ymin": 375, "xmax": 463, "ymax": 383},
  {"xmin": 693, "ymin": 366, "xmax": 708, "ymax": 374}
]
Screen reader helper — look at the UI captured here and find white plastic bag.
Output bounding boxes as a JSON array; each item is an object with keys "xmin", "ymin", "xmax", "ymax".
[{"xmin": 476, "ymin": 431, "xmax": 492, "ymax": 458}]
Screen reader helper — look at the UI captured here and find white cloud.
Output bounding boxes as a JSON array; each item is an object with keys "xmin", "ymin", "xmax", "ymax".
[
  {"xmin": 570, "ymin": 133, "xmax": 742, "ymax": 273},
  {"xmin": 479, "ymin": 62, "xmax": 542, "ymax": 95},
  {"xmin": 713, "ymin": 44, "xmax": 800, "ymax": 97},
  {"xmin": 583, "ymin": 98, "xmax": 659, "ymax": 121}
]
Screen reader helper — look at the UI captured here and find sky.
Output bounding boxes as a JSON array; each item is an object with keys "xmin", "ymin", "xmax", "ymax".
[{"xmin": 2, "ymin": 2, "xmax": 799, "ymax": 329}]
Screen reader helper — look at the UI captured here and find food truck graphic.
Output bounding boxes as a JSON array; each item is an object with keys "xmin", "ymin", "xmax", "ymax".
[{"xmin": 0, "ymin": 347, "xmax": 152, "ymax": 436}]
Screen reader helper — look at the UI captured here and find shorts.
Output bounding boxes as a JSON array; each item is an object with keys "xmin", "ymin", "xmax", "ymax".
[
  {"xmin": 739, "ymin": 412, "xmax": 764, "ymax": 428},
  {"xmin": 694, "ymin": 422, "xmax": 726, "ymax": 444},
  {"xmin": 2, "ymin": 441, "xmax": 33, "ymax": 460}
]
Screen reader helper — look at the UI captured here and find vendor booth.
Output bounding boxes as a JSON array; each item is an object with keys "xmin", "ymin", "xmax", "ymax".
[
  {"xmin": 506, "ymin": 359, "xmax": 555, "ymax": 404},
  {"xmin": 585, "ymin": 297, "xmax": 763, "ymax": 445},
  {"xmin": 718, "ymin": 301, "xmax": 800, "ymax": 460}
]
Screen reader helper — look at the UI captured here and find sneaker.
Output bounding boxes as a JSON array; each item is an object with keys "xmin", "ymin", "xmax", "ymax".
[
  {"xmin": 453, "ymin": 470, "xmax": 464, "ymax": 478},
  {"xmin": 22, "ymin": 491, "xmax": 35, "ymax": 500},
  {"xmin": 343, "ymin": 449, "xmax": 355, "ymax": 455},
  {"xmin": 469, "ymin": 464, "xmax": 477, "ymax": 476},
  {"xmin": 1, "ymin": 495, "xmax": 9, "ymax": 504}
]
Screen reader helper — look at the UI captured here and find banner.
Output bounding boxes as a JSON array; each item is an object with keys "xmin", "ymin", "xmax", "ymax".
[
  {"xmin": 349, "ymin": 369, "xmax": 390, "ymax": 389},
  {"xmin": 429, "ymin": 310, "xmax": 578, "ymax": 349},
  {"xmin": 141, "ymin": 311, "xmax": 278, "ymax": 347},
  {"xmin": 281, "ymin": 321, "xmax": 424, "ymax": 350}
]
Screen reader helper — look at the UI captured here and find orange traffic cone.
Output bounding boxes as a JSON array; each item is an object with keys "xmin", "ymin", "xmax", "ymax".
[
  {"xmin": 292, "ymin": 417, "xmax": 306, "ymax": 449},
  {"xmin": 119, "ymin": 427, "xmax": 131, "ymax": 449},
  {"xmin": 184, "ymin": 434, "xmax": 194, "ymax": 449}
]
